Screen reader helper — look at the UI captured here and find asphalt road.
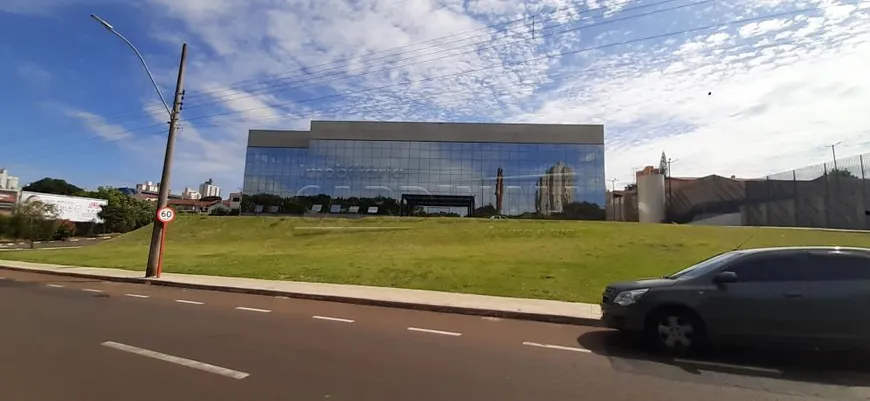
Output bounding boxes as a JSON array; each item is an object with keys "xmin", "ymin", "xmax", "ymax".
[{"xmin": 1, "ymin": 270, "xmax": 869, "ymax": 401}]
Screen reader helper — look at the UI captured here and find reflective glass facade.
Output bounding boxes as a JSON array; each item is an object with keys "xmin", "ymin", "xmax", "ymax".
[{"xmin": 244, "ymin": 139, "xmax": 605, "ymax": 217}]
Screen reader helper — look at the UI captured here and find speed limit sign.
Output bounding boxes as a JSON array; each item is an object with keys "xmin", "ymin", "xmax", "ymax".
[{"xmin": 156, "ymin": 207, "xmax": 176, "ymax": 224}]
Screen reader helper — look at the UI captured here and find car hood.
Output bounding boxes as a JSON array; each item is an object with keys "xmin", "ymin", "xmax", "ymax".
[{"xmin": 606, "ymin": 278, "xmax": 677, "ymax": 292}]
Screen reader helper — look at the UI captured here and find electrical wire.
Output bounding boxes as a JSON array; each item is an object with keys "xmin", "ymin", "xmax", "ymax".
[
  {"xmin": 2, "ymin": 0, "xmax": 682, "ymax": 143},
  {"xmin": 178, "ymin": 0, "xmax": 676, "ymax": 102},
  {"xmin": 183, "ymin": 2, "xmax": 866, "ymax": 124},
  {"xmin": 15, "ymin": 16, "xmax": 866, "ymax": 166},
  {"xmin": 181, "ymin": 0, "xmax": 711, "ymax": 111}
]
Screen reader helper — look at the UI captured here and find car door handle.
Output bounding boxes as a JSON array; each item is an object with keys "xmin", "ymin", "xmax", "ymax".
[{"xmin": 783, "ymin": 291, "xmax": 804, "ymax": 298}]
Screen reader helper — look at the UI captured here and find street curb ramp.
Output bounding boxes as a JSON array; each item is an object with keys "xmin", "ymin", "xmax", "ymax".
[{"xmin": 0, "ymin": 264, "xmax": 604, "ymax": 327}]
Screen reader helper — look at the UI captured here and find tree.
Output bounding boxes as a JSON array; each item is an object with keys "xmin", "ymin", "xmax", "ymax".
[
  {"xmin": 13, "ymin": 200, "xmax": 60, "ymax": 246},
  {"xmin": 828, "ymin": 168, "xmax": 858, "ymax": 179},
  {"xmin": 84, "ymin": 187, "xmax": 156, "ymax": 233},
  {"xmin": 659, "ymin": 152, "xmax": 668, "ymax": 177},
  {"xmin": 23, "ymin": 178, "xmax": 83, "ymax": 196}
]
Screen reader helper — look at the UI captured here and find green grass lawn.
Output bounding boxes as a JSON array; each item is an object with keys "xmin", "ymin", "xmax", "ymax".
[{"xmin": 2, "ymin": 216, "xmax": 870, "ymax": 303}]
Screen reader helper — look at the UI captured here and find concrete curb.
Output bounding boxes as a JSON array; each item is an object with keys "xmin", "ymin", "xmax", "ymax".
[{"xmin": 0, "ymin": 264, "xmax": 604, "ymax": 327}]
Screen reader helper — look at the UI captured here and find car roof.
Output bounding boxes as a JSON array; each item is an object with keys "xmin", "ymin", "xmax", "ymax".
[{"xmin": 733, "ymin": 246, "xmax": 870, "ymax": 255}]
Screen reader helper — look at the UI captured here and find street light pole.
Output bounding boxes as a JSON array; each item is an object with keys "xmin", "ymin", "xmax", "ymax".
[
  {"xmin": 90, "ymin": 14, "xmax": 188, "ymax": 278},
  {"xmin": 830, "ymin": 141, "xmax": 843, "ymax": 171}
]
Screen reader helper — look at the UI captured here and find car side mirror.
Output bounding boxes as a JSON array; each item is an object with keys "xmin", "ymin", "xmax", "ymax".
[{"xmin": 712, "ymin": 271, "xmax": 738, "ymax": 284}]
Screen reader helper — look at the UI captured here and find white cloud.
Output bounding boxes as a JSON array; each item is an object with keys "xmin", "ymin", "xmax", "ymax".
[
  {"xmin": 17, "ymin": 62, "xmax": 53, "ymax": 86},
  {"xmin": 63, "ymin": 109, "xmax": 135, "ymax": 142},
  {"xmin": 42, "ymin": 0, "xmax": 870, "ymax": 192},
  {"xmin": 0, "ymin": 0, "xmax": 121, "ymax": 15}
]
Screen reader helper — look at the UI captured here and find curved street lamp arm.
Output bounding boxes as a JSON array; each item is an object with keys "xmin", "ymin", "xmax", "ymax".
[{"xmin": 103, "ymin": 27, "xmax": 173, "ymax": 116}]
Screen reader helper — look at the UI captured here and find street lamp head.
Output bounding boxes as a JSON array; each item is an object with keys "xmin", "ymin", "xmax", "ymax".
[{"xmin": 90, "ymin": 14, "xmax": 115, "ymax": 31}]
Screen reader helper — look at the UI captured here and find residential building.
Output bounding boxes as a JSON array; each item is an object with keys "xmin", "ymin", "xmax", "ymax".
[
  {"xmin": 228, "ymin": 192, "xmax": 242, "ymax": 211},
  {"xmin": 0, "ymin": 190, "xmax": 18, "ymax": 216},
  {"xmin": 0, "ymin": 169, "xmax": 19, "ymax": 190},
  {"xmin": 135, "ymin": 181, "xmax": 160, "ymax": 193},
  {"xmin": 182, "ymin": 188, "xmax": 202, "ymax": 200},
  {"xmin": 167, "ymin": 199, "xmax": 228, "ymax": 214},
  {"xmin": 244, "ymin": 120, "xmax": 605, "ymax": 218},
  {"xmin": 199, "ymin": 179, "xmax": 221, "ymax": 198}
]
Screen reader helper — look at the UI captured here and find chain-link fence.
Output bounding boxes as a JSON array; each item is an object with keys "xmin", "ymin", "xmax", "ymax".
[{"xmin": 744, "ymin": 152, "xmax": 870, "ymax": 230}]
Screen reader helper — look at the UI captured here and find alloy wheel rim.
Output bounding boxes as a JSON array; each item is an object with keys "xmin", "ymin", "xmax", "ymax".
[{"xmin": 656, "ymin": 315, "xmax": 694, "ymax": 349}]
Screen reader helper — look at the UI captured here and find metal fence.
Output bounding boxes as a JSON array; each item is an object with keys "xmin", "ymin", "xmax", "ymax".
[{"xmin": 744, "ymin": 152, "xmax": 870, "ymax": 230}]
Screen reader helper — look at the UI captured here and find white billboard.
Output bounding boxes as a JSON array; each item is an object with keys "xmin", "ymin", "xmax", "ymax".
[{"xmin": 20, "ymin": 191, "xmax": 108, "ymax": 223}]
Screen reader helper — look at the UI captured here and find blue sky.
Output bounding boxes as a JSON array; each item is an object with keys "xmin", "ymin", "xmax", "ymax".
[{"xmin": 1, "ymin": 0, "xmax": 869, "ymax": 194}]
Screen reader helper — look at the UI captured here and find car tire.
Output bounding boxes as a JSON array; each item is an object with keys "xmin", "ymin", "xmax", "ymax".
[{"xmin": 645, "ymin": 307, "xmax": 706, "ymax": 354}]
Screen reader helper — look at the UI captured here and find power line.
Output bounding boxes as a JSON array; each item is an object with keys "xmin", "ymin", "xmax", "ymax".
[
  {"xmin": 182, "ymin": 2, "xmax": 863, "ymax": 124},
  {"xmin": 0, "ymin": 0, "xmax": 682, "ymax": 143},
  {"xmin": 17, "ymin": 25, "xmax": 864, "ymax": 167},
  {"xmin": 181, "ymin": 0, "xmax": 709, "ymax": 111},
  {"xmin": 12, "ymin": 1, "xmax": 865, "ymax": 166},
  {"xmin": 185, "ymin": 35, "xmax": 870, "ymax": 131},
  {"xmin": 179, "ymin": 0, "xmax": 665, "ymax": 102}
]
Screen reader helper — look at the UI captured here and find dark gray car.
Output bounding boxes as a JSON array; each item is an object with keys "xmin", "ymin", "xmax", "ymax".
[{"xmin": 600, "ymin": 246, "xmax": 870, "ymax": 353}]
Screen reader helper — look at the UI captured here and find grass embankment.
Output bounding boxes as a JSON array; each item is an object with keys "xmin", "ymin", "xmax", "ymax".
[{"xmin": 2, "ymin": 216, "xmax": 869, "ymax": 303}]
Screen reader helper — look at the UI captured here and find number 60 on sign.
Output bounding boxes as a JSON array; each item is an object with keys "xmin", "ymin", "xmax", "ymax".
[{"xmin": 156, "ymin": 207, "xmax": 176, "ymax": 224}]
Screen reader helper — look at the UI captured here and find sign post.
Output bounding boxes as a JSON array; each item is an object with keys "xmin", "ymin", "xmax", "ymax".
[{"xmin": 154, "ymin": 206, "xmax": 176, "ymax": 278}]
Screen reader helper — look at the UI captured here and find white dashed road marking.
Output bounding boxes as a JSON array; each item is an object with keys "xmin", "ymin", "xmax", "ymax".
[
  {"xmin": 125, "ymin": 293, "xmax": 150, "ymax": 299},
  {"xmin": 82, "ymin": 288, "xmax": 103, "ymax": 293},
  {"xmin": 673, "ymin": 358, "xmax": 782, "ymax": 374},
  {"xmin": 407, "ymin": 327, "xmax": 462, "ymax": 337},
  {"xmin": 312, "ymin": 315, "xmax": 355, "ymax": 323},
  {"xmin": 47, "ymin": 284, "xmax": 64, "ymax": 288},
  {"xmin": 522, "ymin": 342, "xmax": 592, "ymax": 353},
  {"xmin": 101, "ymin": 341, "xmax": 250, "ymax": 380},
  {"xmin": 235, "ymin": 307, "xmax": 271, "ymax": 313},
  {"xmin": 175, "ymin": 299, "xmax": 204, "ymax": 305}
]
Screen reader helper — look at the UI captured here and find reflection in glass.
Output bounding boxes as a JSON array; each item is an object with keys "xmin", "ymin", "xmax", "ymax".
[{"xmin": 243, "ymin": 140, "xmax": 605, "ymax": 219}]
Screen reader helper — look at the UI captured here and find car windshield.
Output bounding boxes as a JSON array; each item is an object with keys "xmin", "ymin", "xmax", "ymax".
[{"xmin": 665, "ymin": 251, "xmax": 741, "ymax": 280}]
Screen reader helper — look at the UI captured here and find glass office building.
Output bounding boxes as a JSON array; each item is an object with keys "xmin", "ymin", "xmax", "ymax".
[{"xmin": 244, "ymin": 121, "xmax": 605, "ymax": 218}]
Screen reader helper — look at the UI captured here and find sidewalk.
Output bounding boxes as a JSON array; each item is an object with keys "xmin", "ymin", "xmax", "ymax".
[{"xmin": 0, "ymin": 260, "xmax": 603, "ymax": 326}]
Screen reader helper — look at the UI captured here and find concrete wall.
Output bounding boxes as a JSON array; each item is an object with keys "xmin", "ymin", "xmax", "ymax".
[
  {"xmin": 249, "ymin": 120, "xmax": 605, "ymax": 147},
  {"xmin": 688, "ymin": 213, "xmax": 742, "ymax": 226},
  {"xmin": 743, "ymin": 177, "xmax": 870, "ymax": 229},
  {"xmin": 638, "ymin": 174, "xmax": 666, "ymax": 223}
]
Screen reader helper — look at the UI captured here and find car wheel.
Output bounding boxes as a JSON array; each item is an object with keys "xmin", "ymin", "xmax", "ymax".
[{"xmin": 646, "ymin": 308, "xmax": 705, "ymax": 354}]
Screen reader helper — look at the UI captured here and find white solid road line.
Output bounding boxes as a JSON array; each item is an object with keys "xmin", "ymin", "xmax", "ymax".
[
  {"xmin": 407, "ymin": 327, "xmax": 463, "ymax": 336},
  {"xmin": 312, "ymin": 315, "xmax": 355, "ymax": 323},
  {"xmin": 82, "ymin": 288, "xmax": 103, "ymax": 293},
  {"xmin": 175, "ymin": 299, "xmax": 204, "ymax": 305},
  {"xmin": 522, "ymin": 342, "xmax": 592, "ymax": 353},
  {"xmin": 101, "ymin": 341, "xmax": 250, "ymax": 380},
  {"xmin": 47, "ymin": 284, "xmax": 64, "ymax": 288},
  {"xmin": 673, "ymin": 358, "xmax": 782, "ymax": 374},
  {"xmin": 125, "ymin": 293, "xmax": 150, "ymax": 299},
  {"xmin": 235, "ymin": 306, "xmax": 271, "ymax": 313}
]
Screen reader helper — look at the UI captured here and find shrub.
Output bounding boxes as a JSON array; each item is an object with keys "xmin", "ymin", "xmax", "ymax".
[
  {"xmin": 55, "ymin": 220, "xmax": 76, "ymax": 241},
  {"xmin": 0, "ymin": 213, "xmax": 10, "ymax": 239}
]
